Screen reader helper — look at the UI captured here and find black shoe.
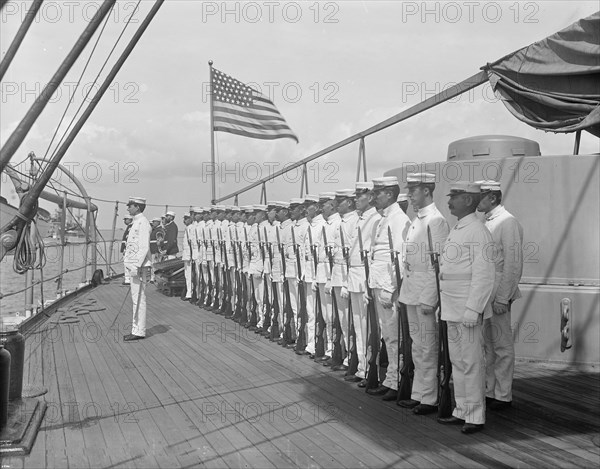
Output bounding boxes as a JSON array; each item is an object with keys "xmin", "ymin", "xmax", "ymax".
[
  {"xmin": 461, "ymin": 423, "xmax": 484, "ymax": 434},
  {"xmin": 123, "ymin": 334, "xmax": 144, "ymax": 342},
  {"xmin": 295, "ymin": 350, "xmax": 309, "ymax": 356},
  {"xmin": 489, "ymin": 400, "xmax": 512, "ymax": 411},
  {"xmin": 121, "ymin": 282, "xmax": 130, "ymax": 286},
  {"xmin": 382, "ymin": 389, "xmax": 398, "ymax": 401},
  {"xmin": 322, "ymin": 359, "xmax": 334, "ymax": 367},
  {"xmin": 286, "ymin": 343, "xmax": 297, "ymax": 349},
  {"xmin": 437, "ymin": 416, "xmax": 464, "ymax": 425},
  {"xmin": 331, "ymin": 364, "xmax": 348, "ymax": 372},
  {"xmin": 413, "ymin": 404, "xmax": 438, "ymax": 415},
  {"xmin": 357, "ymin": 379, "xmax": 368, "ymax": 388},
  {"xmin": 249, "ymin": 326, "xmax": 258, "ymax": 331},
  {"xmin": 397, "ymin": 399, "xmax": 420, "ymax": 409},
  {"xmin": 307, "ymin": 353, "xmax": 316, "ymax": 359},
  {"xmin": 344, "ymin": 375, "xmax": 362, "ymax": 382},
  {"xmin": 277, "ymin": 338, "xmax": 284, "ymax": 345},
  {"xmin": 366, "ymin": 385, "xmax": 389, "ymax": 396},
  {"xmin": 314, "ymin": 355, "xmax": 330, "ymax": 363}
]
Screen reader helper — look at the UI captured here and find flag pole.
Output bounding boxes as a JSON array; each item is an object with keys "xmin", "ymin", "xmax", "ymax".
[{"xmin": 209, "ymin": 60, "xmax": 216, "ymax": 204}]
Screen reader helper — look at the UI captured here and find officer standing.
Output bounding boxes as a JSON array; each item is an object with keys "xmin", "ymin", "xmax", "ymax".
[
  {"xmin": 182, "ymin": 212, "xmax": 198, "ymax": 301},
  {"xmin": 476, "ymin": 180, "xmax": 524, "ymax": 411},
  {"xmin": 149, "ymin": 217, "xmax": 164, "ymax": 283},
  {"xmin": 162, "ymin": 211, "xmax": 179, "ymax": 260},
  {"xmin": 366, "ymin": 176, "xmax": 411, "ymax": 401},
  {"xmin": 123, "ymin": 196, "xmax": 152, "ymax": 341},
  {"xmin": 437, "ymin": 181, "xmax": 495, "ymax": 434},
  {"xmin": 398, "ymin": 173, "xmax": 450, "ymax": 413}
]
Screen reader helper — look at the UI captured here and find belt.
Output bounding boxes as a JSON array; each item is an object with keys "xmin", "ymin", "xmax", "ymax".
[{"xmin": 439, "ymin": 273, "xmax": 472, "ymax": 280}]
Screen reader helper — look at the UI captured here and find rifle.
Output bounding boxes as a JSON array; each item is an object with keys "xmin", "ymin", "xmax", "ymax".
[
  {"xmin": 245, "ymin": 226, "xmax": 258, "ymax": 328},
  {"xmin": 202, "ymin": 229, "xmax": 213, "ymax": 309},
  {"xmin": 236, "ymin": 227, "xmax": 248, "ymax": 325},
  {"xmin": 210, "ymin": 228, "xmax": 220, "ymax": 311},
  {"xmin": 428, "ymin": 225, "xmax": 452, "ymax": 418},
  {"xmin": 267, "ymin": 227, "xmax": 280, "ymax": 341},
  {"xmin": 187, "ymin": 230, "xmax": 197, "ymax": 302},
  {"xmin": 359, "ymin": 227, "xmax": 380, "ymax": 391},
  {"xmin": 230, "ymin": 226, "xmax": 241, "ymax": 322},
  {"xmin": 197, "ymin": 231, "xmax": 206, "ymax": 305},
  {"xmin": 219, "ymin": 227, "xmax": 233, "ymax": 318},
  {"xmin": 388, "ymin": 225, "xmax": 414, "ymax": 402},
  {"xmin": 292, "ymin": 226, "xmax": 307, "ymax": 351},
  {"xmin": 308, "ymin": 226, "xmax": 325, "ymax": 357},
  {"xmin": 258, "ymin": 226, "xmax": 272, "ymax": 333},
  {"xmin": 341, "ymin": 227, "xmax": 359, "ymax": 376},
  {"xmin": 323, "ymin": 225, "xmax": 344, "ymax": 366},
  {"xmin": 278, "ymin": 225, "xmax": 294, "ymax": 345}
]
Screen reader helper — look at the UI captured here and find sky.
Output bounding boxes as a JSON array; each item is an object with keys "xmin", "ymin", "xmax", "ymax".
[{"xmin": 1, "ymin": 0, "xmax": 599, "ymax": 228}]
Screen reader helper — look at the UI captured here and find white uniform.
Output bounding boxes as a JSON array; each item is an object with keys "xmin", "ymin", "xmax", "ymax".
[
  {"xmin": 369, "ymin": 203, "xmax": 411, "ymax": 391},
  {"xmin": 182, "ymin": 222, "xmax": 198, "ymax": 299},
  {"xmin": 320, "ymin": 212, "xmax": 341, "ymax": 357},
  {"xmin": 348, "ymin": 207, "xmax": 381, "ymax": 379},
  {"xmin": 440, "ymin": 212, "xmax": 495, "ymax": 425},
  {"xmin": 399, "ymin": 202, "xmax": 449, "ymax": 405},
  {"xmin": 124, "ymin": 213, "xmax": 151, "ymax": 337},
  {"xmin": 304, "ymin": 214, "xmax": 326, "ymax": 355},
  {"xmin": 332, "ymin": 211, "xmax": 359, "ymax": 366},
  {"xmin": 194, "ymin": 220, "xmax": 205, "ymax": 299},
  {"xmin": 285, "ymin": 218, "xmax": 309, "ymax": 341},
  {"xmin": 483, "ymin": 205, "xmax": 523, "ymax": 403}
]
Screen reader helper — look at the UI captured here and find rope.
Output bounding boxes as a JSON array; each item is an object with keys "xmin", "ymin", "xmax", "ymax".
[{"xmin": 12, "ymin": 218, "xmax": 46, "ymax": 274}]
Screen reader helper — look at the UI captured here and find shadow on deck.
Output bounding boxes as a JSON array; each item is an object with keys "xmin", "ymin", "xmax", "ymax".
[{"xmin": 3, "ymin": 282, "xmax": 599, "ymax": 468}]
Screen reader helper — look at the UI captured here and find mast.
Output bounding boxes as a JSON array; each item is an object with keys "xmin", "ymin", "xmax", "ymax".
[{"xmin": 0, "ymin": 0, "xmax": 44, "ymax": 81}]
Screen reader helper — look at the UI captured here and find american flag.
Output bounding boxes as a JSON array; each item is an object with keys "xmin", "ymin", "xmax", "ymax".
[{"xmin": 211, "ymin": 67, "xmax": 299, "ymax": 143}]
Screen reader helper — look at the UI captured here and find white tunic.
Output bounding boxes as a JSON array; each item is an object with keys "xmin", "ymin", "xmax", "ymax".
[
  {"xmin": 348, "ymin": 207, "xmax": 381, "ymax": 293},
  {"xmin": 124, "ymin": 213, "xmax": 151, "ymax": 268},
  {"xmin": 439, "ymin": 213, "xmax": 495, "ymax": 322},
  {"xmin": 331, "ymin": 211, "xmax": 359, "ymax": 287},
  {"xmin": 399, "ymin": 202, "xmax": 449, "ymax": 307},
  {"xmin": 182, "ymin": 223, "xmax": 198, "ymax": 261}
]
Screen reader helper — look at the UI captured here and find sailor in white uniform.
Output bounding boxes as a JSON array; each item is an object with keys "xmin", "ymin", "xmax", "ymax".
[
  {"xmin": 477, "ymin": 180, "xmax": 524, "ymax": 411},
  {"xmin": 123, "ymin": 196, "xmax": 152, "ymax": 341},
  {"xmin": 437, "ymin": 181, "xmax": 495, "ymax": 434}
]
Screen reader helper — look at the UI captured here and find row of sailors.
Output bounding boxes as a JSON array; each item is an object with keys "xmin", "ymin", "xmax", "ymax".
[{"xmin": 174, "ymin": 173, "xmax": 523, "ymax": 435}]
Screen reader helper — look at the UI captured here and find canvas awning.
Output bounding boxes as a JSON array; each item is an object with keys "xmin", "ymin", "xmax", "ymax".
[{"xmin": 484, "ymin": 12, "xmax": 600, "ymax": 137}]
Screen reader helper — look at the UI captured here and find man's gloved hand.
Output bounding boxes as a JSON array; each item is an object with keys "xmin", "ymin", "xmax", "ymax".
[
  {"xmin": 340, "ymin": 286, "xmax": 349, "ymax": 299},
  {"xmin": 462, "ymin": 309, "xmax": 480, "ymax": 328},
  {"xmin": 493, "ymin": 301, "xmax": 508, "ymax": 315},
  {"xmin": 379, "ymin": 290, "xmax": 394, "ymax": 309},
  {"xmin": 325, "ymin": 280, "xmax": 332, "ymax": 295},
  {"xmin": 311, "ymin": 282, "xmax": 318, "ymax": 292}
]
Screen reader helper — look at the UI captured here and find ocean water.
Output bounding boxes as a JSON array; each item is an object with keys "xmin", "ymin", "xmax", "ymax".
[{"xmin": 0, "ymin": 229, "xmax": 125, "ymax": 321}]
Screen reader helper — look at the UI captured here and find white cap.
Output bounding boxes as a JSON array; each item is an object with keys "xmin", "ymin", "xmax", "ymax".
[
  {"xmin": 355, "ymin": 181, "xmax": 374, "ymax": 192},
  {"xmin": 127, "ymin": 196, "xmax": 146, "ymax": 205},
  {"xmin": 304, "ymin": 194, "xmax": 320, "ymax": 203},
  {"xmin": 335, "ymin": 189, "xmax": 355, "ymax": 198},
  {"xmin": 397, "ymin": 193, "xmax": 409, "ymax": 202},
  {"xmin": 405, "ymin": 172, "xmax": 436, "ymax": 187},
  {"xmin": 289, "ymin": 198, "xmax": 305, "ymax": 206},
  {"xmin": 372, "ymin": 176, "xmax": 399, "ymax": 189},
  {"xmin": 446, "ymin": 181, "xmax": 481, "ymax": 195},
  {"xmin": 165, "ymin": 210, "xmax": 176, "ymax": 217},
  {"xmin": 475, "ymin": 180, "xmax": 502, "ymax": 192},
  {"xmin": 318, "ymin": 192, "xmax": 336, "ymax": 201}
]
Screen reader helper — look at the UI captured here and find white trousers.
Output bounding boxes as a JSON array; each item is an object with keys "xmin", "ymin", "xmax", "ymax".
[
  {"xmin": 127, "ymin": 265, "xmax": 149, "ymax": 337},
  {"xmin": 252, "ymin": 275, "xmax": 264, "ymax": 327},
  {"xmin": 317, "ymin": 283, "xmax": 332, "ymax": 355},
  {"xmin": 333, "ymin": 287, "xmax": 349, "ymax": 365},
  {"xmin": 406, "ymin": 304, "xmax": 439, "ymax": 405},
  {"xmin": 305, "ymin": 285, "xmax": 316, "ymax": 354},
  {"xmin": 287, "ymin": 279, "xmax": 299, "ymax": 340},
  {"xmin": 484, "ymin": 307, "xmax": 515, "ymax": 402},
  {"xmin": 447, "ymin": 321, "xmax": 486, "ymax": 425},
  {"xmin": 350, "ymin": 292, "xmax": 367, "ymax": 379},
  {"xmin": 373, "ymin": 288, "xmax": 399, "ymax": 391},
  {"xmin": 184, "ymin": 260, "xmax": 193, "ymax": 298}
]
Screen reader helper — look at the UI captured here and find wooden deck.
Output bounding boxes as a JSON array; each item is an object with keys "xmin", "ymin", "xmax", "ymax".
[{"xmin": 3, "ymin": 282, "xmax": 599, "ymax": 468}]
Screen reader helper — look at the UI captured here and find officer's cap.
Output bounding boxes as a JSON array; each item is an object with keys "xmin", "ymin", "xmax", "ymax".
[
  {"xmin": 355, "ymin": 182, "xmax": 374, "ymax": 193},
  {"xmin": 475, "ymin": 180, "xmax": 501, "ymax": 193},
  {"xmin": 397, "ymin": 193, "xmax": 409, "ymax": 202},
  {"xmin": 335, "ymin": 189, "xmax": 355, "ymax": 199},
  {"xmin": 126, "ymin": 196, "xmax": 146, "ymax": 206},
  {"xmin": 372, "ymin": 176, "xmax": 399, "ymax": 189},
  {"xmin": 446, "ymin": 181, "xmax": 481, "ymax": 196},
  {"xmin": 405, "ymin": 172, "xmax": 436, "ymax": 188},
  {"xmin": 318, "ymin": 192, "xmax": 336, "ymax": 201}
]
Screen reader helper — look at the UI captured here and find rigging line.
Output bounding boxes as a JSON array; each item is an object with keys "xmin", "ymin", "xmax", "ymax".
[
  {"xmin": 46, "ymin": 0, "xmax": 143, "ymax": 162},
  {"xmin": 43, "ymin": 1, "xmax": 118, "ymax": 161}
]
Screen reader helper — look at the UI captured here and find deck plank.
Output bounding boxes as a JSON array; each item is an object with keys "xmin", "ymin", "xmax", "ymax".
[{"xmin": 9, "ymin": 283, "xmax": 599, "ymax": 469}]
